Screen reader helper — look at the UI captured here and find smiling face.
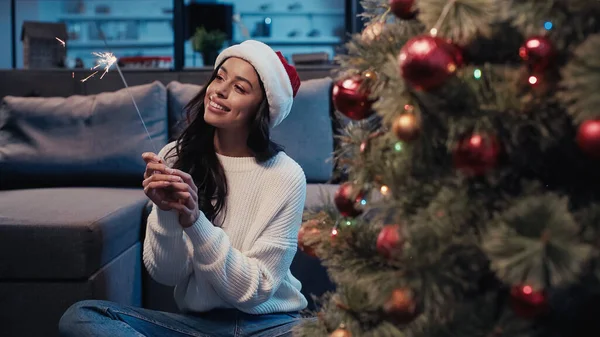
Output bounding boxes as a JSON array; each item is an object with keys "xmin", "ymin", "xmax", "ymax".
[{"xmin": 203, "ymin": 57, "xmax": 265, "ymax": 131}]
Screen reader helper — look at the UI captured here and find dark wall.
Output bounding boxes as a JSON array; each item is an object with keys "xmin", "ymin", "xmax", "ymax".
[{"xmin": 0, "ymin": 66, "xmax": 336, "ymax": 99}]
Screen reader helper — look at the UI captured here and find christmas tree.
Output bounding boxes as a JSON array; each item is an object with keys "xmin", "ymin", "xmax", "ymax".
[{"xmin": 294, "ymin": 0, "xmax": 600, "ymax": 336}]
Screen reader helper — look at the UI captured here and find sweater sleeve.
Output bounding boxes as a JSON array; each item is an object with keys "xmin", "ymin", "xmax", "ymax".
[
  {"xmin": 142, "ymin": 142, "xmax": 192, "ymax": 286},
  {"xmin": 183, "ymin": 169, "xmax": 306, "ymax": 311}
]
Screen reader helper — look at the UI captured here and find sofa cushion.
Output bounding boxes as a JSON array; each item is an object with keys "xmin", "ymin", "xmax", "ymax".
[
  {"xmin": 166, "ymin": 78, "xmax": 335, "ymax": 183},
  {"xmin": 0, "ymin": 187, "xmax": 148, "ymax": 280},
  {"xmin": 305, "ymin": 184, "xmax": 339, "ymax": 210},
  {"xmin": 0, "ymin": 81, "xmax": 168, "ymax": 190},
  {"xmin": 271, "ymin": 78, "xmax": 334, "ymax": 183}
]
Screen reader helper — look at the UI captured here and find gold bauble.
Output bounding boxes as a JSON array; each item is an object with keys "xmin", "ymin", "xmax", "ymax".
[
  {"xmin": 392, "ymin": 113, "xmax": 420, "ymax": 141},
  {"xmin": 330, "ymin": 327, "xmax": 352, "ymax": 337}
]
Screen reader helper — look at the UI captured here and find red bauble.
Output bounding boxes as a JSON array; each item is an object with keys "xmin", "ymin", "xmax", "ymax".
[
  {"xmin": 332, "ymin": 76, "xmax": 375, "ymax": 120},
  {"xmin": 577, "ymin": 120, "xmax": 600, "ymax": 158},
  {"xmin": 519, "ymin": 36, "xmax": 556, "ymax": 72},
  {"xmin": 298, "ymin": 220, "xmax": 320, "ymax": 258},
  {"xmin": 389, "ymin": 0, "xmax": 417, "ymax": 20},
  {"xmin": 453, "ymin": 133, "xmax": 500, "ymax": 176},
  {"xmin": 510, "ymin": 284, "xmax": 548, "ymax": 319},
  {"xmin": 334, "ymin": 182, "xmax": 365, "ymax": 217},
  {"xmin": 398, "ymin": 35, "xmax": 459, "ymax": 91},
  {"xmin": 376, "ymin": 224, "xmax": 405, "ymax": 259}
]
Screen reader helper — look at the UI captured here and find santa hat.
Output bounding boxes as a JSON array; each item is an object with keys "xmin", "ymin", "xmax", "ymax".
[{"xmin": 215, "ymin": 40, "xmax": 301, "ymax": 128}]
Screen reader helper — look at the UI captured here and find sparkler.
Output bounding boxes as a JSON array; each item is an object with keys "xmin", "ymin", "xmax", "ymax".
[{"xmin": 55, "ymin": 33, "xmax": 160, "ymax": 154}]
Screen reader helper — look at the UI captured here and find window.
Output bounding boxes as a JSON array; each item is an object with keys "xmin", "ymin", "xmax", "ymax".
[{"xmin": 5, "ymin": 0, "xmax": 351, "ymax": 70}]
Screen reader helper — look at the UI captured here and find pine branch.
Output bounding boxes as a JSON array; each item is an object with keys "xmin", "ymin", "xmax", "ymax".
[
  {"xmin": 300, "ymin": 289, "xmax": 410, "ymax": 337},
  {"xmin": 409, "ymin": 292, "xmax": 538, "ymax": 337},
  {"xmin": 359, "ymin": 0, "xmax": 391, "ymax": 25},
  {"xmin": 372, "ymin": 55, "xmax": 413, "ymax": 126},
  {"xmin": 457, "ymin": 64, "xmax": 522, "ymax": 115},
  {"xmin": 506, "ymin": 0, "xmax": 600, "ymax": 51},
  {"xmin": 557, "ymin": 34, "xmax": 600, "ymax": 124},
  {"xmin": 506, "ymin": 0, "xmax": 567, "ymax": 38},
  {"xmin": 316, "ymin": 219, "xmax": 392, "ymax": 284},
  {"xmin": 577, "ymin": 204, "xmax": 600, "ymax": 246},
  {"xmin": 417, "ymin": 0, "xmax": 499, "ymax": 45},
  {"xmin": 292, "ymin": 316, "xmax": 329, "ymax": 337},
  {"xmin": 564, "ymin": 0, "xmax": 600, "ymax": 12},
  {"xmin": 482, "ymin": 186, "xmax": 593, "ymax": 290},
  {"xmin": 333, "ymin": 119, "xmax": 385, "ymax": 185}
]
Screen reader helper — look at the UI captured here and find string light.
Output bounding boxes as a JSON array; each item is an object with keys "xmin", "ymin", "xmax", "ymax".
[
  {"xmin": 544, "ymin": 21, "xmax": 553, "ymax": 30},
  {"xmin": 380, "ymin": 185, "xmax": 390, "ymax": 195},
  {"xmin": 529, "ymin": 76, "xmax": 538, "ymax": 85},
  {"xmin": 331, "ymin": 220, "xmax": 340, "ymax": 237},
  {"xmin": 394, "ymin": 142, "xmax": 403, "ymax": 152},
  {"xmin": 474, "ymin": 69, "xmax": 482, "ymax": 79}
]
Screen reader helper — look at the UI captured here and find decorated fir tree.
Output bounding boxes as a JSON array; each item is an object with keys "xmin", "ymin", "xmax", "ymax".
[{"xmin": 294, "ymin": 0, "xmax": 600, "ymax": 336}]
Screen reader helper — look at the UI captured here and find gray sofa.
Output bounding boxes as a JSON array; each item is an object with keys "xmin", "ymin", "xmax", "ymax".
[{"xmin": 0, "ymin": 75, "xmax": 338, "ymax": 337}]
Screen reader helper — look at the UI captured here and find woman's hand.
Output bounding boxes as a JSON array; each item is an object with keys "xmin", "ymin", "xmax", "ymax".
[
  {"xmin": 142, "ymin": 152, "xmax": 183, "ymax": 211},
  {"xmin": 142, "ymin": 153, "xmax": 200, "ymax": 227},
  {"xmin": 162, "ymin": 169, "xmax": 200, "ymax": 228}
]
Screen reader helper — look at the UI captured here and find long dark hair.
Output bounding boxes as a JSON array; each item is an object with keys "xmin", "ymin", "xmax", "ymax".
[{"xmin": 166, "ymin": 59, "xmax": 284, "ymax": 225}]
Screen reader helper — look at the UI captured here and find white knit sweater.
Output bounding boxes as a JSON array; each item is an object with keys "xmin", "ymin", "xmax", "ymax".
[{"xmin": 143, "ymin": 142, "xmax": 308, "ymax": 314}]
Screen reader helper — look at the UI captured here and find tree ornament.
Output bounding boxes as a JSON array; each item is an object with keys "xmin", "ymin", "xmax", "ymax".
[
  {"xmin": 334, "ymin": 182, "xmax": 365, "ymax": 217},
  {"xmin": 362, "ymin": 22, "xmax": 385, "ymax": 42},
  {"xmin": 377, "ymin": 224, "xmax": 405, "ymax": 259},
  {"xmin": 389, "ymin": 0, "xmax": 417, "ymax": 20},
  {"xmin": 519, "ymin": 36, "xmax": 556, "ymax": 71},
  {"xmin": 297, "ymin": 220, "xmax": 320, "ymax": 258},
  {"xmin": 383, "ymin": 288, "xmax": 419, "ymax": 324},
  {"xmin": 363, "ymin": 69, "xmax": 378, "ymax": 81},
  {"xmin": 510, "ymin": 284, "xmax": 548, "ymax": 319},
  {"xmin": 332, "ymin": 75, "xmax": 375, "ymax": 121},
  {"xmin": 577, "ymin": 120, "xmax": 600, "ymax": 158},
  {"xmin": 398, "ymin": 35, "xmax": 459, "ymax": 90},
  {"xmin": 453, "ymin": 133, "xmax": 500, "ymax": 176},
  {"xmin": 392, "ymin": 113, "xmax": 420, "ymax": 141},
  {"xmin": 330, "ymin": 325, "xmax": 352, "ymax": 337}
]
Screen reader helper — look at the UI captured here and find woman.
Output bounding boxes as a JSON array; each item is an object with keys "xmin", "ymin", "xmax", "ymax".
[{"xmin": 59, "ymin": 40, "xmax": 309, "ymax": 337}]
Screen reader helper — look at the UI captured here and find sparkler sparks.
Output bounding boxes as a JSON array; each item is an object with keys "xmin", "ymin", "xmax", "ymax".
[
  {"xmin": 81, "ymin": 71, "xmax": 99, "ymax": 83},
  {"xmin": 83, "ymin": 52, "xmax": 117, "ymax": 82},
  {"xmin": 55, "ymin": 37, "xmax": 65, "ymax": 47}
]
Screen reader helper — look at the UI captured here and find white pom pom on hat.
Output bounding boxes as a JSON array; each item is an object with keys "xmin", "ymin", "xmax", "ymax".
[{"xmin": 215, "ymin": 40, "xmax": 301, "ymax": 128}]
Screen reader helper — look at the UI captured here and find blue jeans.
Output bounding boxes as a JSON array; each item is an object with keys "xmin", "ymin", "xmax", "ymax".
[{"xmin": 59, "ymin": 300, "xmax": 312, "ymax": 337}]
